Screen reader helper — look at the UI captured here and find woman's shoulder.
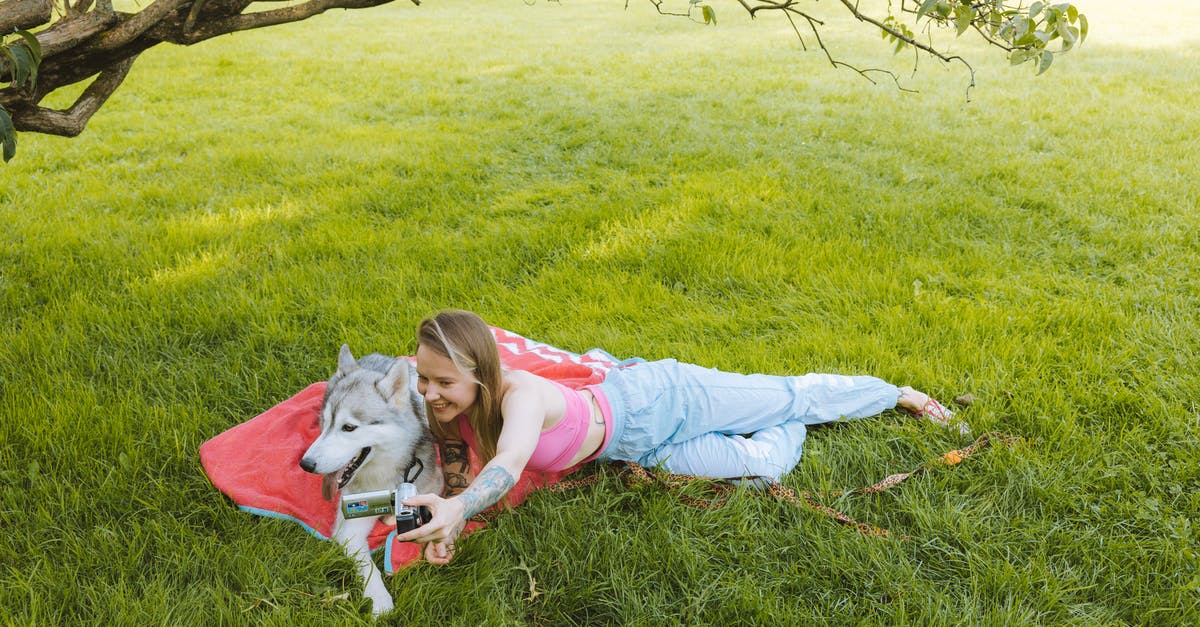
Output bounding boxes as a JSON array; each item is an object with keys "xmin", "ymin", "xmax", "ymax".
[
  {"xmin": 501, "ymin": 370, "xmax": 558, "ymax": 406},
  {"xmin": 502, "ymin": 369, "xmax": 549, "ymax": 387}
]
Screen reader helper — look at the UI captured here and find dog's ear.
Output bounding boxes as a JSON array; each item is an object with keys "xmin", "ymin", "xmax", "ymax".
[
  {"xmin": 337, "ymin": 344, "xmax": 358, "ymax": 377},
  {"xmin": 376, "ymin": 358, "xmax": 410, "ymax": 403}
]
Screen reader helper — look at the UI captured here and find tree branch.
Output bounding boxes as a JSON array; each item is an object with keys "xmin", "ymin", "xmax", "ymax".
[
  {"xmin": 34, "ymin": 7, "xmax": 119, "ymax": 58},
  {"xmin": 646, "ymin": 0, "xmax": 691, "ymax": 18},
  {"xmin": 783, "ymin": 9, "xmax": 909, "ymax": 91},
  {"xmin": 10, "ymin": 55, "xmax": 136, "ymax": 136},
  {"xmin": 725, "ymin": 0, "xmax": 975, "ymax": 94},
  {"xmin": 836, "ymin": 0, "xmax": 958, "ymax": 63},
  {"xmin": 0, "ymin": 0, "xmax": 52, "ymax": 32},
  {"xmin": 94, "ymin": 0, "xmax": 191, "ymax": 52},
  {"xmin": 833, "ymin": 0, "xmax": 973, "ymax": 88},
  {"xmin": 734, "ymin": 0, "xmax": 797, "ymax": 20},
  {"xmin": 0, "ymin": 0, "xmax": 1082, "ymax": 154},
  {"xmin": 171, "ymin": 0, "xmax": 395, "ymax": 44}
]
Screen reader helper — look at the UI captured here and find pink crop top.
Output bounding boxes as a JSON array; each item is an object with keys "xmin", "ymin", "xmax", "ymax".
[{"xmin": 455, "ymin": 380, "xmax": 613, "ymax": 473}]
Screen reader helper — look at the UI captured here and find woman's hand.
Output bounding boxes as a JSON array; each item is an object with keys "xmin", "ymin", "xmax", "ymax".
[
  {"xmin": 424, "ymin": 541, "xmax": 456, "ymax": 565},
  {"xmin": 394, "ymin": 493, "xmax": 467, "ymax": 547}
]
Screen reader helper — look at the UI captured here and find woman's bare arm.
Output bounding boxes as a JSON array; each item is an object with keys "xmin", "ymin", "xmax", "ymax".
[{"xmin": 396, "ymin": 382, "xmax": 542, "ymax": 546}]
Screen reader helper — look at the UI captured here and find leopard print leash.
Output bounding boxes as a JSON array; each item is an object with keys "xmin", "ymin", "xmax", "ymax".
[{"xmin": 484, "ymin": 431, "xmax": 1029, "ymax": 540}]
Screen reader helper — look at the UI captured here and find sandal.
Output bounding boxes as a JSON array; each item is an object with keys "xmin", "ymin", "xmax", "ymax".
[{"xmin": 910, "ymin": 398, "xmax": 971, "ymax": 435}]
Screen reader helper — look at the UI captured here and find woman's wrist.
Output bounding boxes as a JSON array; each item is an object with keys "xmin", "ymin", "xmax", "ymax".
[{"xmin": 455, "ymin": 465, "xmax": 516, "ymax": 520}]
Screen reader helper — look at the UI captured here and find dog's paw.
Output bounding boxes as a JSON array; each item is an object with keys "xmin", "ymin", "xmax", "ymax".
[
  {"xmin": 368, "ymin": 598, "xmax": 394, "ymax": 617},
  {"xmin": 366, "ymin": 589, "xmax": 395, "ymax": 617}
]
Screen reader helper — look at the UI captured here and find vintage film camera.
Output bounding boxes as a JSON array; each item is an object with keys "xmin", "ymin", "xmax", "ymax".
[{"xmin": 340, "ymin": 482, "xmax": 432, "ymax": 534}]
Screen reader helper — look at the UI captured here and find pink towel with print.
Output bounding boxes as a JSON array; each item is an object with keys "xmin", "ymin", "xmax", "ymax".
[{"xmin": 199, "ymin": 327, "xmax": 617, "ymax": 572}]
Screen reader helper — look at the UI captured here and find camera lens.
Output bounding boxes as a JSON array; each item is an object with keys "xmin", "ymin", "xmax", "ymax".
[{"xmin": 396, "ymin": 483, "xmax": 418, "ymax": 501}]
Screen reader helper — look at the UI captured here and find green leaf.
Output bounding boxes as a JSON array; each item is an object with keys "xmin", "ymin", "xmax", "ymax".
[
  {"xmin": 916, "ymin": 0, "xmax": 940, "ymax": 21},
  {"xmin": 1012, "ymin": 16, "xmax": 1032, "ymax": 39},
  {"xmin": 1057, "ymin": 21, "xmax": 1076, "ymax": 45},
  {"xmin": 1, "ymin": 45, "xmax": 12, "ymax": 81},
  {"xmin": 15, "ymin": 42, "xmax": 38, "ymax": 86},
  {"xmin": 1067, "ymin": 4, "xmax": 1079, "ymax": 23},
  {"xmin": 1037, "ymin": 49, "xmax": 1054, "ymax": 75},
  {"xmin": 1010, "ymin": 49, "xmax": 1033, "ymax": 65},
  {"xmin": 701, "ymin": 4, "xmax": 716, "ymax": 25},
  {"xmin": 7, "ymin": 44, "xmax": 34, "ymax": 88},
  {"xmin": 16, "ymin": 30, "xmax": 42, "ymax": 64},
  {"xmin": 1030, "ymin": 1, "xmax": 1044, "ymax": 18},
  {"xmin": 1060, "ymin": 27, "xmax": 1078, "ymax": 51},
  {"xmin": 1043, "ymin": 6, "xmax": 1060, "ymax": 27},
  {"xmin": 954, "ymin": 4, "xmax": 973, "ymax": 36},
  {"xmin": 1078, "ymin": 14, "xmax": 1088, "ymax": 44},
  {"xmin": 1, "ymin": 106, "xmax": 15, "ymax": 163}
]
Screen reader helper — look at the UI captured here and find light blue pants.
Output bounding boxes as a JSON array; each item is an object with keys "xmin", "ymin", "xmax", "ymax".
[{"xmin": 594, "ymin": 359, "xmax": 900, "ymax": 481}]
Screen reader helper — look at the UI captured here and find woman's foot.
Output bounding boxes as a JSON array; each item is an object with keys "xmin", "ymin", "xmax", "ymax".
[{"xmin": 898, "ymin": 386, "xmax": 971, "ymax": 434}]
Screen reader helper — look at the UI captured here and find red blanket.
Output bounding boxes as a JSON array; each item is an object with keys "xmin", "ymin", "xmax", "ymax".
[{"xmin": 199, "ymin": 328, "xmax": 617, "ymax": 572}]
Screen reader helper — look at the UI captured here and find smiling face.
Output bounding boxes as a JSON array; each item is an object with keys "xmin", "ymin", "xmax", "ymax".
[{"xmin": 415, "ymin": 342, "xmax": 480, "ymax": 424}]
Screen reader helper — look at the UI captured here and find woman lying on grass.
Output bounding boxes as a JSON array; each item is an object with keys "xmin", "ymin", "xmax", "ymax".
[{"xmin": 397, "ymin": 309, "xmax": 960, "ymax": 564}]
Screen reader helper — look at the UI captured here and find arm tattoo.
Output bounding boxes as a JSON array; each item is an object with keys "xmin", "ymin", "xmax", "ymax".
[
  {"xmin": 440, "ymin": 440, "xmax": 472, "ymax": 497},
  {"xmin": 457, "ymin": 466, "xmax": 515, "ymax": 520}
]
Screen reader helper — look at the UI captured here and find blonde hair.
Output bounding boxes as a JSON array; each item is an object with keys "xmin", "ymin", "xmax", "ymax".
[{"xmin": 417, "ymin": 310, "xmax": 504, "ymax": 465}]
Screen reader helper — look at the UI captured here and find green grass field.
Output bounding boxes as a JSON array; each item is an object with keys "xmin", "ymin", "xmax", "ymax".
[{"xmin": 3, "ymin": 0, "xmax": 1198, "ymax": 623}]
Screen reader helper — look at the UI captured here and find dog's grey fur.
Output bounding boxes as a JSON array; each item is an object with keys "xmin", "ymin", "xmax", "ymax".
[{"xmin": 299, "ymin": 345, "xmax": 442, "ymax": 617}]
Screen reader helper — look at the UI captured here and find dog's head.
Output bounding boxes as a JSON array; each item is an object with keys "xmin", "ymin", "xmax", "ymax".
[{"xmin": 299, "ymin": 345, "xmax": 427, "ymax": 500}]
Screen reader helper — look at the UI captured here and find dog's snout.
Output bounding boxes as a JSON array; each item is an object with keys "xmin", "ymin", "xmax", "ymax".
[{"xmin": 299, "ymin": 457, "xmax": 316, "ymax": 473}]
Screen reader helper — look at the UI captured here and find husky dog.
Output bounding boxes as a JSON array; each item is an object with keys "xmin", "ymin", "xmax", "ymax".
[{"xmin": 299, "ymin": 345, "xmax": 442, "ymax": 617}]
